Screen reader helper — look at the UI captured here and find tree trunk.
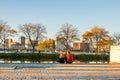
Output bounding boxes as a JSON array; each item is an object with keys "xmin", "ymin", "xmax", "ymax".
[
  {"xmin": 4, "ymin": 40, "xmax": 6, "ymax": 53},
  {"xmin": 96, "ymin": 43, "xmax": 98, "ymax": 54},
  {"xmin": 96, "ymin": 38, "xmax": 99, "ymax": 54},
  {"xmin": 66, "ymin": 43, "xmax": 69, "ymax": 50},
  {"xmin": 32, "ymin": 46, "xmax": 35, "ymax": 53}
]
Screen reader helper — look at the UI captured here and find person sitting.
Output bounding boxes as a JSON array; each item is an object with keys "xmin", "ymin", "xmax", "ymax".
[
  {"xmin": 57, "ymin": 51, "xmax": 65, "ymax": 63},
  {"xmin": 65, "ymin": 50, "xmax": 73, "ymax": 63}
]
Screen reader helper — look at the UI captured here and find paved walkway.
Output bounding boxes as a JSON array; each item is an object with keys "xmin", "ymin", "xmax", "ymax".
[{"xmin": 0, "ymin": 63, "xmax": 120, "ymax": 80}]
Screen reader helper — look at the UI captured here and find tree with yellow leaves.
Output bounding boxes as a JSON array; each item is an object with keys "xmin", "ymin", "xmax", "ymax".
[
  {"xmin": 91, "ymin": 26, "xmax": 108, "ymax": 53},
  {"xmin": 82, "ymin": 26, "xmax": 110, "ymax": 54},
  {"xmin": 98, "ymin": 36, "xmax": 113, "ymax": 54},
  {"xmin": 37, "ymin": 38, "xmax": 55, "ymax": 52},
  {"xmin": 82, "ymin": 31, "xmax": 94, "ymax": 52}
]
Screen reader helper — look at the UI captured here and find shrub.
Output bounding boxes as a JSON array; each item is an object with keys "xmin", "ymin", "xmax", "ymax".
[{"xmin": 0, "ymin": 53, "xmax": 109, "ymax": 63}]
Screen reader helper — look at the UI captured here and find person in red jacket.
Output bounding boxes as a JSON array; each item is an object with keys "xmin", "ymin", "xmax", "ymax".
[{"xmin": 65, "ymin": 50, "xmax": 73, "ymax": 63}]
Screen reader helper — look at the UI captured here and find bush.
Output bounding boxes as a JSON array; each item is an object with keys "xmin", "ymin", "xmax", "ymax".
[
  {"xmin": 74, "ymin": 54, "xmax": 109, "ymax": 63},
  {"xmin": 0, "ymin": 53, "xmax": 109, "ymax": 63}
]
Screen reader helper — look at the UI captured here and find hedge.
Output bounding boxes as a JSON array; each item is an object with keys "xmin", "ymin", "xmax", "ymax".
[
  {"xmin": 0, "ymin": 53, "xmax": 109, "ymax": 63},
  {"xmin": 73, "ymin": 54, "xmax": 109, "ymax": 63}
]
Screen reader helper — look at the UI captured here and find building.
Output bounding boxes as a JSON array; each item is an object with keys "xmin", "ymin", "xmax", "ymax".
[
  {"xmin": 11, "ymin": 42, "xmax": 25, "ymax": 49},
  {"xmin": 26, "ymin": 40, "xmax": 38, "ymax": 50},
  {"xmin": 73, "ymin": 42, "xmax": 90, "ymax": 51},
  {"xmin": 110, "ymin": 46, "xmax": 120, "ymax": 63},
  {"xmin": 55, "ymin": 37, "xmax": 66, "ymax": 51},
  {"xmin": 21, "ymin": 36, "xmax": 25, "ymax": 46},
  {"xmin": 5, "ymin": 37, "xmax": 26, "ymax": 49},
  {"xmin": 5, "ymin": 38, "xmax": 13, "ymax": 48}
]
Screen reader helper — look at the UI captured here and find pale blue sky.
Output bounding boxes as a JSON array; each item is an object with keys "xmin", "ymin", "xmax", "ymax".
[{"xmin": 0, "ymin": 0, "xmax": 120, "ymax": 41}]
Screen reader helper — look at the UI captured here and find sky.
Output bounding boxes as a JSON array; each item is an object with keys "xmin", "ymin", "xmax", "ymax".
[{"xmin": 0, "ymin": 0, "xmax": 120, "ymax": 41}]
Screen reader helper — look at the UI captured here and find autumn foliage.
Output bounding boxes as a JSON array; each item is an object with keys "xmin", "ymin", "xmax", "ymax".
[{"xmin": 82, "ymin": 26, "xmax": 113, "ymax": 53}]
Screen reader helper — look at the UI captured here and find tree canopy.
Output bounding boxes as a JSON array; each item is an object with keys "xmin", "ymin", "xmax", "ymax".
[
  {"xmin": 19, "ymin": 23, "xmax": 46, "ymax": 53},
  {"xmin": 56, "ymin": 23, "xmax": 80, "ymax": 50},
  {"xmin": 82, "ymin": 26, "xmax": 111, "ymax": 53},
  {"xmin": 0, "ymin": 20, "xmax": 17, "ymax": 52}
]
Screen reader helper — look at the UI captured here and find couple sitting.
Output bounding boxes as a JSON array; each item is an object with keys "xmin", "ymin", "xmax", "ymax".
[{"xmin": 57, "ymin": 50, "xmax": 73, "ymax": 63}]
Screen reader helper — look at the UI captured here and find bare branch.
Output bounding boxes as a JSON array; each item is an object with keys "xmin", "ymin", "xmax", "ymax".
[
  {"xmin": 19, "ymin": 23, "xmax": 46, "ymax": 53},
  {"xmin": 56, "ymin": 23, "xmax": 80, "ymax": 50}
]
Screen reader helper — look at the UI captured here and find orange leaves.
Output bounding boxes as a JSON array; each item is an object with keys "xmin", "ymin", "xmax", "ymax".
[
  {"xmin": 91, "ymin": 26, "xmax": 108, "ymax": 35},
  {"xmin": 82, "ymin": 31, "xmax": 93, "ymax": 39},
  {"xmin": 82, "ymin": 26, "xmax": 111, "ymax": 53}
]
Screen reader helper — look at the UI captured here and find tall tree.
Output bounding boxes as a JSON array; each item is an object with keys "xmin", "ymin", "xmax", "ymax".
[
  {"xmin": 19, "ymin": 23, "xmax": 46, "ymax": 53},
  {"xmin": 91, "ymin": 26, "xmax": 108, "ymax": 53},
  {"xmin": 113, "ymin": 32, "xmax": 120, "ymax": 45},
  {"xmin": 82, "ymin": 31, "xmax": 94, "ymax": 52},
  {"xmin": 0, "ymin": 20, "xmax": 17, "ymax": 52},
  {"xmin": 56, "ymin": 23, "xmax": 80, "ymax": 50},
  {"xmin": 82, "ymin": 26, "xmax": 109, "ymax": 53}
]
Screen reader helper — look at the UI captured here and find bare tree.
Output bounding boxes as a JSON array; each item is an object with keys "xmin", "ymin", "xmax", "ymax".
[
  {"xmin": 56, "ymin": 23, "xmax": 80, "ymax": 50},
  {"xmin": 0, "ymin": 20, "xmax": 17, "ymax": 52},
  {"xmin": 19, "ymin": 23, "xmax": 46, "ymax": 53},
  {"xmin": 113, "ymin": 32, "xmax": 120, "ymax": 45}
]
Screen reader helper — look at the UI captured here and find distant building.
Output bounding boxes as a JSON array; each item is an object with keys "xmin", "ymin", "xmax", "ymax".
[
  {"xmin": 21, "ymin": 36, "xmax": 25, "ymax": 46},
  {"xmin": 11, "ymin": 41, "xmax": 26, "ymax": 49},
  {"xmin": 5, "ymin": 38, "xmax": 13, "ymax": 48},
  {"xmin": 73, "ymin": 42, "xmax": 90, "ymax": 51},
  {"xmin": 11, "ymin": 36, "xmax": 26, "ymax": 49},
  {"xmin": 27, "ymin": 40, "xmax": 38, "ymax": 49},
  {"xmin": 5, "ymin": 37, "xmax": 26, "ymax": 49},
  {"xmin": 55, "ymin": 37, "xmax": 66, "ymax": 51}
]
